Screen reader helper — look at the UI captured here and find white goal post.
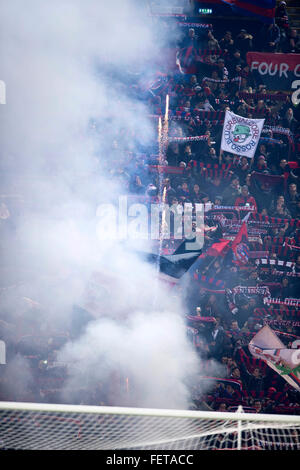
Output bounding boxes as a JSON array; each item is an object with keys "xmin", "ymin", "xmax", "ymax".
[{"xmin": 0, "ymin": 401, "xmax": 300, "ymax": 450}]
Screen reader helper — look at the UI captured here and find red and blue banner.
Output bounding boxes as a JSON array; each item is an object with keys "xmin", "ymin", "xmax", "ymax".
[{"xmin": 222, "ymin": 0, "xmax": 276, "ymax": 23}]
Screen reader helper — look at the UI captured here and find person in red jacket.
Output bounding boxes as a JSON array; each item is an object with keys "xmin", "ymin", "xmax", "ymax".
[{"xmin": 234, "ymin": 185, "xmax": 257, "ymax": 212}]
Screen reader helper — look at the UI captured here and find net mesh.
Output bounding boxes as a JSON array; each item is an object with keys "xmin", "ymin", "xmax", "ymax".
[{"xmin": 1, "ymin": 402, "xmax": 300, "ymax": 450}]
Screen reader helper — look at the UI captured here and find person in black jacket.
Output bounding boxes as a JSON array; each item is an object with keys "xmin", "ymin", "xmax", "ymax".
[
  {"xmin": 234, "ymin": 29, "xmax": 253, "ymax": 59},
  {"xmin": 205, "ymin": 318, "xmax": 227, "ymax": 361},
  {"xmin": 282, "ymin": 108, "xmax": 299, "ymax": 133},
  {"xmin": 260, "ymin": 21, "xmax": 281, "ymax": 53},
  {"xmin": 222, "ymin": 175, "xmax": 241, "ymax": 205}
]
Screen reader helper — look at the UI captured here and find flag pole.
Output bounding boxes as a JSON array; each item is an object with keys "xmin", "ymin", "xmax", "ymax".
[
  {"xmin": 162, "ymin": 93, "xmax": 169, "ymax": 162},
  {"xmin": 158, "ymin": 116, "xmax": 162, "ymax": 163}
]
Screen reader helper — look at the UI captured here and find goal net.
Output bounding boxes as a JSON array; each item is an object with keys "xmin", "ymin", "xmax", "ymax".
[{"xmin": 0, "ymin": 401, "xmax": 300, "ymax": 450}]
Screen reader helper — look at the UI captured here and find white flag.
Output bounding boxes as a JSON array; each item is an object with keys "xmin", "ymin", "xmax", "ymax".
[
  {"xmin": 221, "ymin": 110, "xmax": 265, "ymax": 159},
  {"xmin": 249, "ymin": 325, "xmax": 300, "ymax": 391}
]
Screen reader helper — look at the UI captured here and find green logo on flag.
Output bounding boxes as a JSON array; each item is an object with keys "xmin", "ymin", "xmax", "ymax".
[{"xmin": 232, "ymin": 124, "xmax": 251, "ymax": 144}]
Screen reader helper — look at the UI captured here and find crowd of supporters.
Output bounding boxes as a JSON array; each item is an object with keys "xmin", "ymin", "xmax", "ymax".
[
  {"xmin": 110, "ymin": 9, "xmax": 300, "ymax": 414},
  {"xmin": 0, "ymin": 5, "xmax": 300, "ymax": 417}
]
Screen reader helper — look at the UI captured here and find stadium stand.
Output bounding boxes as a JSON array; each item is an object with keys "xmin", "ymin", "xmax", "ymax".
[{"xmin": 0, "ymin": 0, "xmax": 300, "ymax": 417}]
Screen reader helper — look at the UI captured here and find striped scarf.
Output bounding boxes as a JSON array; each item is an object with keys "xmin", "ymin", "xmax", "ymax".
[
  {"xmin": 177, "ymin": 23, "xmax": 212, "ymax": 29},
  {"xmin": 271, "ymin": 270, "xmax": 300, "ymax": 278},
  {"xmin": 258, "ymin": 245, "xmax": 296, "ymax": 260},
  {"xmin": 249, "ymin": 213, "xmax": 300, "ymax": 229},
  {"xmin": 173, "ymin": 110, "xmax": 225, "ymax": 121},
  {"xmin": 201, "ymin": 76, "xmax": 241, "ymax": 85},
  {"xmin": 259, "ymin": 136, "xmax": 285, "ymax": 146},
  {"xmin": 193, "ymin": 272, "xmax": 226, "ymax": 292},
  {"xmin": 168, "ymin": 135, "xmax": 209, "ymax": 143},
  {"xmin": 254, "ymin": 307, "xmax": 300, "ymax": 319},
  {"xmin": 198, "ymin": 162, "xmax": 232, "ymax": 180},
  {"xmin": 239, "ymin": 92, "xmax": 287, "ymax": 102},
  {"xmin": 255, "ymin": 258, "xmax": 295, "ymax": 270},
  {"xmin": 231, "ymin": 285, "xmax": 270, "ymax": 296},
  {"xmin": 264, "ymin": 297, "xmax": 300, "ymax": 307},
  {"xmin": 264, "ymin": 319, "xmax": 300, "ymax": 330}
]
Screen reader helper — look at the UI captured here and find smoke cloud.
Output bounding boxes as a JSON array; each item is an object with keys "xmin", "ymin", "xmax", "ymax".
[{"xmin": 0, "ymin": 0, "xmax": 222, "ymax": 410}]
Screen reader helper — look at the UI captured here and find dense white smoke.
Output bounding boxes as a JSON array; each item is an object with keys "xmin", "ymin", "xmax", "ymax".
[{"xmin": 0, "ymin": 0, "xmax": 223, "ymax": 409}]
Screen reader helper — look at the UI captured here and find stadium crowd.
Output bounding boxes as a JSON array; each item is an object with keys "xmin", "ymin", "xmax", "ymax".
[{"xmin": 1, "ymin": 2, "xmax": 300, "ymax": 417}]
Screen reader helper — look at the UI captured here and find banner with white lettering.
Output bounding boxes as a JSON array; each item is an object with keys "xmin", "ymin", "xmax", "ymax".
[
  {"xmin": 246, "ymin": 52, "xmax": 300, "ymax": 92},
  {"xmin": 221, "ymin": 110, "xmax": 264, "ymax": 158}
]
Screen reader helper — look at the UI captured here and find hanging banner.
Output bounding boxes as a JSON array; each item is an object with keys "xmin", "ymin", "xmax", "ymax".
[
  {"xmin": 221, "ymin": 110, "xmax": 264, "ymax": 158},
  {"xmin": 246, "ymin": 52, "xmax": 300, "ymax": 92}
]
